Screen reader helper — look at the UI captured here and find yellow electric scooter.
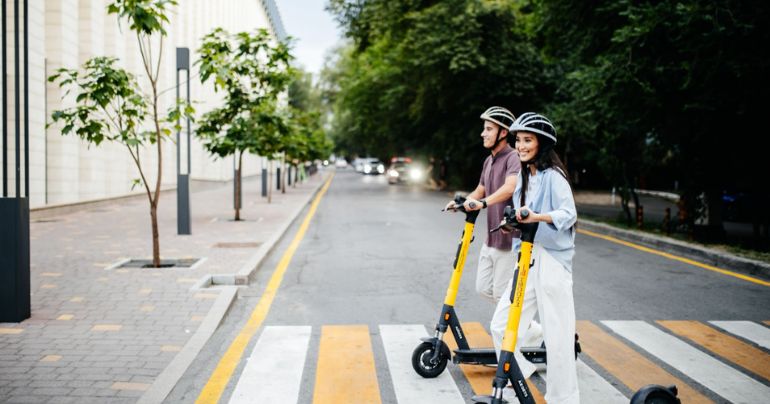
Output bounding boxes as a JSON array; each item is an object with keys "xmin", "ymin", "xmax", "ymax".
[
  {"xmin": 412, "ymin": 196, "xmax": 553, "ymax": 378},
  {"xmin": 472, "ymin": 205, "xmax": 540, "ymax": 404}
]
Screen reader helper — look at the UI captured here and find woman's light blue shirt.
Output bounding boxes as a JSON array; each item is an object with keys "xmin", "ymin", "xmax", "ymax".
[{"xmin": 513, "ymin": 167, "xmax": 577, "ymax": 271}]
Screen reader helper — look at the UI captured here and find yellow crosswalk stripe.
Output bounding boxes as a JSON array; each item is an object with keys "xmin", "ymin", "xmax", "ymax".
[
  {"xmin": 576, "ymin": 321, "xmax": 712, "ymax": 403},
  {"xmin": 444, "ymin": 322, "xmax": 544, "ymax": 402},
  {"xmin": 314, "ymin": 325, "xmax": 382, "ymax": 404},
  {"xmin": 658, "ymin": 321, "xmax": 770, "ymax": 381}
]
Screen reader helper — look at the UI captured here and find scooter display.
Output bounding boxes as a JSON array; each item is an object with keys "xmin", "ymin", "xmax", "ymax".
[{"xmin": 411, "ymin": 196, "xmax": 551, "ymax": 378}]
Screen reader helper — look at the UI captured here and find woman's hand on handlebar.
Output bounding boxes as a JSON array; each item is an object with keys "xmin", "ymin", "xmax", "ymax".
[
  {"xmin": 444, "ymin": 200, "xmax": 458, "ymax": 211},
  {"xmin": 517, "ymin": 206, "xmax": 536, "ymax": 223}
]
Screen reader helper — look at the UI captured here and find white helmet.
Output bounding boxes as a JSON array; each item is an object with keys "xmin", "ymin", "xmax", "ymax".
[
  {"xmin": 480, "ymin": 106, "xmax": 516, "ymax": 129},
  {"xmin": 509, "ymin": 112, "xmax": 557, "ymax": 144}
]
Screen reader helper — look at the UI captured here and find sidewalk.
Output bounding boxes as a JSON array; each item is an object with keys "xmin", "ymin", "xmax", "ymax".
[{"xmin": 0, "ymin": 171, "xmax": 329, "ymax": 404}]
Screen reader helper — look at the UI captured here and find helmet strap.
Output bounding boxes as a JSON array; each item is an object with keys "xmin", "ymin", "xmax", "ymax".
[{"xmin": 484, "ymin": 128, "xmax": 507, "ymax": 152}]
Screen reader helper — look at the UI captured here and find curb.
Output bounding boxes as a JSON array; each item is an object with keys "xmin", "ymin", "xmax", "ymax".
[
  {"xmin": 578, "ymin": 218, "xmax": 770, "ymax": 280},
  {"xmin": 139, "ymin": 172, "xmax": 330, "ymax": 404},
  {"xmin": 137, "ymin": 286, "xmax": 238, "ymax": 404}
]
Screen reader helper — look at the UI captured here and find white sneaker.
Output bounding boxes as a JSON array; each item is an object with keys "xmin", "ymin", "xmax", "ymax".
[{"xmin": 502, "ymin": 386, "xmax": 518, "ymax": 403}]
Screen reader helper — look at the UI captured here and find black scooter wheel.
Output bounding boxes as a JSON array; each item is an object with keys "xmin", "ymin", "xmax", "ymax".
[
  {"xmin": 630, "ymin": 384, "xmax": 680, "ymax": 404},
  {"xmin": 411, "ymin": 341, "xmax": 450, "ymax": 378}
]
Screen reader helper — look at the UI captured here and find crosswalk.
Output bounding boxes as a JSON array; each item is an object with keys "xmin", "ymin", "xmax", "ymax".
[{"xmin": 223, "ymin": 320, "xmax": 770, "ymax": 403}]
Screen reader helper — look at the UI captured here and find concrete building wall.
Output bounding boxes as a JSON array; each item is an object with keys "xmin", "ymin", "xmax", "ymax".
[{"xmin": 1, "ymin": 0, "xmax": 285, "ymax": 208}]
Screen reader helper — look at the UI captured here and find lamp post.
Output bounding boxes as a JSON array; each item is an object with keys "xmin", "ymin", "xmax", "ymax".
[
  {"xmin": 176, "ymin": 47, "xmax": 191, "ymax": 235},
  {"xmin": 1, "ymin": 0, "xmax": 31, "ymax": 322}
]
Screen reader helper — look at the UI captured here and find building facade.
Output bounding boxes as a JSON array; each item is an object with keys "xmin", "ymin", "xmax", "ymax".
[{"xmin": 2, "ymin": 0, "xmax": 286, "ymax": 208}]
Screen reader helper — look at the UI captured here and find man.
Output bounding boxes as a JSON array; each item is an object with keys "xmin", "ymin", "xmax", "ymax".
[{"xmin": 445, "ymin": 106, "xmax": 520, "ymax": 303}]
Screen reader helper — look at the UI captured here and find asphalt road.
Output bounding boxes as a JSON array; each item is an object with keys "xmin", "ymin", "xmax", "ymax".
[{"xmin": 168, "ymin": 169, "xmax": 770, "ymax": 403}]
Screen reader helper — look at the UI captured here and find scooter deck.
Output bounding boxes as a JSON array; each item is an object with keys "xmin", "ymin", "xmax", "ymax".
[
  {"xmin": 453, "ymin": 347, "xmax": 549, "ymax": 366},
  {"xmin": 452, "ymin": 348, "xmax": 496, "ymax": 365}
]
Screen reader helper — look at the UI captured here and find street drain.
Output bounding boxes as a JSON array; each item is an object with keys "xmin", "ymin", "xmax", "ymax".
[{"xmin": 212, "ymin": 242, "xmax": 262, "ymax": 249}]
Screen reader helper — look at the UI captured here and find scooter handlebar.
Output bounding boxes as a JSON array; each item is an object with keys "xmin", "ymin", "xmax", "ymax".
[{"xmin": 489, "ymin": 206, "xmax": 529, "ymax": 233}]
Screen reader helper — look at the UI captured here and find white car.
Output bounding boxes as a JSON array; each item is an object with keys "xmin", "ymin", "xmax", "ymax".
[{"xmin": 334, "ymin": 159, "xmax": 348, "ymax": 168}]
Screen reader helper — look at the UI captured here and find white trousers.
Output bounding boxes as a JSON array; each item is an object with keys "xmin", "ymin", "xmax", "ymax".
[
  {"xmin": 478, "ymin": 243, "xmax": 544, "ymax": 348},
  {"xmin": 490, "ymin": 245, "xmax": 579, "ymax": 404},
  {"xmin": 476, "ymin": 243, "xmax": 516, "ymax": 303}
]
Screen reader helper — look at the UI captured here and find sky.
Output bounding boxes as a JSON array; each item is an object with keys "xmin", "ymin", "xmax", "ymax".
[{"xmin": 278, "ymin": 0, "xmax": 344, "ymax": 77}]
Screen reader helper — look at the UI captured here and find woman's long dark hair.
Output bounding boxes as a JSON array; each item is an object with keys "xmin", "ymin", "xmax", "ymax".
[{"xmin": 519, "ymin": 139, "xmax": 572, "ymax": 209}]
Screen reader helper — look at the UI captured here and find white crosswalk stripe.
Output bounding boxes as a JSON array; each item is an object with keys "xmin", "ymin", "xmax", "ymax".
[
  {"xmin": 576, "ymin": 360, "xmax": 627, "ymax": 403},
  {"xmin": 710, "ymin": 320, "xmax": 770, "ymax": 350},
  {"xmin": 228, "ymin": 326, "xmax": 311, "ymax": 404},
  {"xmin": 603, "ymin": 320, "xmax": 770, "ymax": 404},
  {"xmin": 379, "ymin": 324, "xmax": 465, "ymax": 404}
]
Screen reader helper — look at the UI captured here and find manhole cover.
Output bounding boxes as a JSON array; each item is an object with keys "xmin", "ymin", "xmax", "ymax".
[
  {"xmin": 213, "ymin": 242, "xmax": 262, "ymax": 249},
  {"xmin": 115, "ymin": 258, "xmax": 202, "ymax": 269}
]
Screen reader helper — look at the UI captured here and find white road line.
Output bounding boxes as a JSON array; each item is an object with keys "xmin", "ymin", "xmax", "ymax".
[
  {"xmin": 603, "ymin": 320, "xmax": 770, "ymax": 404},
  {"xmin": 379, "ymin": 324, "xmax": 465, "ymax": 404},
  {"xmin": 710, "ymin": 321, "xmax": 770, "ymax": 350},
  {"xmin": 576, "ymin": 360, "xmax": 627, "ymax": 403},
  {"xmin": 228, "ymin": 326, "xmax": 311, "ymax": 404}
]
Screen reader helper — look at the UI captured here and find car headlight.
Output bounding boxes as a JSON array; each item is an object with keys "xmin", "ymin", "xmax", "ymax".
[
  {"xmin": 377, "ymin": 164, "xmax": 385, "ymax": 173},
  {"xmin": 409, "ymin": 168, "xmax": 423, "ymax": 180},
  {"xmin": 387, "ymin": 169, "xmax": 399, "ymax": 177},
  {"xmin": 364, "ymin": 165, "xmax": 372, "ymax": 174}
]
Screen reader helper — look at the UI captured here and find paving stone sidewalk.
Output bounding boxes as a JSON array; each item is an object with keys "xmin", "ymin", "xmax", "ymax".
[{"xmin": 0, "ymin": 172, "xmax": 327, "ymax": 404}]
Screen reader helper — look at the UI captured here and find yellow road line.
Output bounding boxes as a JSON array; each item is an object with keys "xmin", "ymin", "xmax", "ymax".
[
  {"xmin": 195, "ymin": 174, "xmax": 334, "ymax": 404},
  {"xmin": 659, "ymin": 320, "xmax": 770, "ymax": 381},
  {"xmin": 577, "ymin": 229, "xmax": 770, "ymax": 287},
  {"xmin": 444, "ymin": 322, "xmax": 544, "ymax": 402},
  {"xmin": 313, "ymin": 325, "xmax": 381, "ymax": 404},
  {"xmin": 576, "ymin": 321, "xmax": 711, "ymax": 403}
]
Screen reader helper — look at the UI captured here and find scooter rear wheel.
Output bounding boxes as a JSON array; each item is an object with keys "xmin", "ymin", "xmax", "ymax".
[{"xmin": 411, "ymin": 341, "xmax": 450, "ymax": 378}]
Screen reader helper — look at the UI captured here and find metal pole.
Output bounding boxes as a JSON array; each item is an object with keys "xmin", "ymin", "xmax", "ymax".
[
  {"xmin": 261, "ymin": 157, "xmax": 267, "ymax": 197},
  {"xmin": 14, "ymin": 0, "xmax": 20, "ymax": 198},
  {"xmin": 1, "ymin": 0, "xmax": 31, "ymax": 323},
  {"xmin": 2, "ymin": 0, "xmax": 7, "ymax": 196},
  {"xmin": 176, "ymin": 47, "xmax": 190, "ymax": 234},
  {"xmin": 23, "ymin": 0, "xmax": 28, "ymax": 197}
]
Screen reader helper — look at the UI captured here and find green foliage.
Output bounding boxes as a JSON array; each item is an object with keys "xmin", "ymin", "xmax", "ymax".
[
  {"xmin": 325, "ymin": 0, "xmax": 548, "ymax": 185},
  {"xmin": 107, "ymin": 0, "xmax": 177, "ymax": 35},
  {"xmin": 327, "ymin": 0, "xmax": 770, "ymax": 239},
  {"xmin": 48, "ymin": 57, "xmax": 148, "ymax": 148},
  {"xmin": 196, "ymin": 28, "xmax": 293, "ymax": 161}
]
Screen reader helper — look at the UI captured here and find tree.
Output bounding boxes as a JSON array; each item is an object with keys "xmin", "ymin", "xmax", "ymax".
[
  {"xmin": 534, "ymin": 0, "xmax": 770, "ymax": 240},
  {"xmin": 48, "ymin": 0, "xmax": 187, "ymax": 267},
  {"xmin": 196, "ymin": 28, "xmax": 292, "ymax": 217},
  {"xmin": 325, "ymin": 0, "xmax": 549, "ymax": 186}
]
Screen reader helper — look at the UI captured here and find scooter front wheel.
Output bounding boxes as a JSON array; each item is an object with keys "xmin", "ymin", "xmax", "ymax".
[{"xmin": 411, "ymin": 341, "xmax": 450, "ymax": 378}]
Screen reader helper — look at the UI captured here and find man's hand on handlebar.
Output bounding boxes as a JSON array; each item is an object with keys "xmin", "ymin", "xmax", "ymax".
[
  {"xmin": 443, "ymin": 200, "xmax": 458, "ymax": 212},
  {"xmin": 463, "ymin": 197, "xmax": 482, "ymax": 212}
]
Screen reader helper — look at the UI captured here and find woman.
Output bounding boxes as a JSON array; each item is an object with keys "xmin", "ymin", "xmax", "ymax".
[{"xmin": 490, "ymin": 112, "xmax": 579, "ymax": 404}]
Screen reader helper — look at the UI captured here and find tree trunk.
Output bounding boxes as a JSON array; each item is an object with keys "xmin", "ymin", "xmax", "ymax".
[{"xmin": 150, "ymin": 202, "xmax": 160, "ymax": 267}]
